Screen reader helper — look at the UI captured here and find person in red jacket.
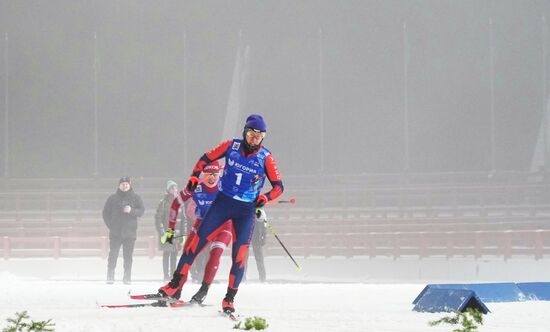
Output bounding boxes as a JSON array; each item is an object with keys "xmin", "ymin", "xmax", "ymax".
[{"xmin": 163, "ymin": 161, "xmax": 233, "ymax": 304}]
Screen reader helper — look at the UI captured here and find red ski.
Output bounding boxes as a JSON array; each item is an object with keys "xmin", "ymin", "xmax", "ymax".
[
  {"xmin": 99, "ymin": 293, "xmax": 186, "ymax": 308},
  {"xmin": 128, "ymin": 293, "xmax": 168, "ymax": 301},
  {"xmin": 100, "ymin": 300, "xmax": 185, "ymax": 308}
]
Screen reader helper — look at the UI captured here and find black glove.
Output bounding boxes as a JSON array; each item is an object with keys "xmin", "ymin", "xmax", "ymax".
[
  {"xmin": 186, "ymin": 176, "xmax": 199, "ymax": 193},
  {"xmin": 255, "ymin": 194, "xmax": 268, "ymax": 208}
]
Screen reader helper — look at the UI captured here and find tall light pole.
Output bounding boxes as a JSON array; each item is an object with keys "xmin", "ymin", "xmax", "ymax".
[
  {"xmin": 403, "ymin": 22, "xmax": 410, "ymax": 172},
  {"xmin": 4, "ymin": 32, "xmax": 9, "ymax": 178},
  {"xmin": 318, "ymin": 27, "xmax": 324, "ymax": 174},
  {"xmin": 93, "ymin": 31, "xmax": 99, "ymax": 177},
  {"xmin": 182, "ymin": 30, "xmax": 188, "ymax": 170},
  {"xmin": 542, "ymin": 15, "xmax": 548, "ymax": 171},
  {"xmin": 489, "ymin": 17, "xmax": 496, "ymax": 172}
]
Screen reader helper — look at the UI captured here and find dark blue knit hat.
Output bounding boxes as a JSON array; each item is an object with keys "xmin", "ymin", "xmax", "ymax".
[
  {"xmin": 119, "ymin": 176, "xmax": 131, "ymax": 184},
  {"xmin": 244, "ymin": 114, "xmax": 267, "ymax": 132}
]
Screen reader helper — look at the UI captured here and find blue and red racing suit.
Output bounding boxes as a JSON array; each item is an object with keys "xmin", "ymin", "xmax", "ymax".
[
  {"xmin": 169, "ymin": 182, "xmax": 233, "ymax": 285},
  {"xmin": 171, "ymin": 138, "xmax": 283, "ymax": 290}
]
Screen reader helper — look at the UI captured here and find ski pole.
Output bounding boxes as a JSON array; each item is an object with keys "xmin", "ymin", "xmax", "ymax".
[
  {"xmin": 160, "ymin": 233, "xmax": 187, "ymax": 243},
  {"xmin": 267, "ymin": 197, "xmax": 297, "ymax": 205},
  {"xmin": 256, "ymin": 208, "xmax": 302, "ymax": 272}
]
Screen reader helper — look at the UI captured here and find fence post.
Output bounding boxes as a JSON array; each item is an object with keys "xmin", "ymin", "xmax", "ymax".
[
  {"xmin": 15, "ymin": 192, "xmax": 20, "ymax": 221},
  {"xmin": 393, "ymin": 232, "xmax": 400, "ymax": 260},
  {"xmin": 475, "ymin": 231, "xmax": 482, "ymax": 259},
  {"xmin": 445, "ymin": 231, "xmax": 453, "ymax": 259},
  {"xmin": 52, "ymin": 236, "xmax": 60, "ymax": 259},
  {"xmin": 368, "ymin": 232, "xmax": 375, "ymax": 258},
  {"xmin": 503, "ymin": 230, "xmax": 512, "ymax": 261},
  {"xmin": 3, "ymin": 236, "xmax": 10, "ymax": 260},
  {"xmin": 535, "ymin": 230, "xmax": 543, "ymax": 260},
  {"xmin": 418, "ymin": 231, "xmax": 426, "ymax": 259},
  {"xmin": 148, "ymin": 236, "xmax": 156, "ymax": 259}
]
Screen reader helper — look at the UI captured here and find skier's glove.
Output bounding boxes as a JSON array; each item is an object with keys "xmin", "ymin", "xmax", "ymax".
[
  {"xmin": 186, "ymin": 176, "xmax": 199, "ymax": 193},
  {"xmin": 255, "ymin": 194, "xmax": 268, "ymax": 208},
  {"xmin": 161, "ymin": 229, "xmax": 175, "ymax": 244},
  {"xmin": 255, "ymin": 208, "xmax": 267, "ymax": 221}
]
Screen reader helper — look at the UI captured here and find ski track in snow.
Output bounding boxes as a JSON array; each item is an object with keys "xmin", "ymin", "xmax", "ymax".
[
  {"xmin": 2, "ymin": 276, "xmax": 550, "ymax": 331},
  {"xmin": 2, "ymin": 257, "xmax": 550, "ymax": 332}
]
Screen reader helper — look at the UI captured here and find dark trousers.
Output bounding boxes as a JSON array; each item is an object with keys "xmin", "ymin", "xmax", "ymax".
[
  {"xmin": 107, "ymin": 236, "xmax": 136, "ymax": 280},
  {"xmin": 163, "ymin": 251, "xmax": 178, "ymax": 280},
  {"xmin": 251, "ymin": 240, "xmax": 266, "ymax": 281},
  {"xmin": 244, "ymin": 236, "xmax": 266, "ymax": 282}
]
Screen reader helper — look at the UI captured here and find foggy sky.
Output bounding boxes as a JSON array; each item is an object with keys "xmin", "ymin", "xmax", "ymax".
[{"xmin": 0, "ymin": 0, "xmax": 548, "ymax": 179}]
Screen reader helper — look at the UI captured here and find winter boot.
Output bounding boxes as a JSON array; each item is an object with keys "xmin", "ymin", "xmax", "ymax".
[
  {"xmin": 123, "ymin": 270, "xmax": 131, "ymax": 285},
  {"xmin": 222, "ymin": 288, "xmax": 238, "ymax": 313},
  {"xmin": 190, "ymin": 282, "xmax": 210, "ymax": 304},
  {"xmin": 158, "ymin": 271, "xmax": 185, "ymax": 299},
  {"xmin": 259, "ymin": 272, "xmax": 266, "ymax": 283},
  {"xmin": 106, "ymin": 269, "xmax": 115, "ymax": 284}
]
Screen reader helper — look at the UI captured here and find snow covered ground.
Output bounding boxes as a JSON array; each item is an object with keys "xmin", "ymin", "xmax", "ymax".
[{"xmin": 1, "ymin": 256, "xmax": 550, "ymax": 331}]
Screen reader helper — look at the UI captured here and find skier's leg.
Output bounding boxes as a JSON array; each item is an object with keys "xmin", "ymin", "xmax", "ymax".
[
  {"xmin": 190, "ymin": 222, "xmax": 232, "ymax": 304},
  {"xmin": 193, "ymin": 249, "xmax": 208, "ymax": 282},
  {"xmin": 222, "ymin": 208, "xmax": 255, "ymax": 313},
  {"xmin": 186, "ymin": 219, "xmax": 201, "ymax": 281},
  {"xmin": 203, "ymin": 225, "xmax": 232, "ymax": 284},
  {"xmin": 160, "ymin": 197, "xmax": 231, "ymax": 298},
  {"xmin": 228, "ymin": 216, "xmax": 255, "ymax": 289}
]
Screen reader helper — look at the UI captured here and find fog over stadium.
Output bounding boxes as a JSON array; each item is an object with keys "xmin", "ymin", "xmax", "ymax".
[{"xmin": 1, "ymin": 1, "xmax": 549, "ymax": 178}]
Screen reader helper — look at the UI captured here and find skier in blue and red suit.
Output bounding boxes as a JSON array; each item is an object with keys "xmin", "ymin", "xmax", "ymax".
[
  {"xmin": 164, "ymin": 160, "xmax": 233, "ymax": 304},
  {"xmin": 159, "ymin": 114, "xmax": 284, "ymax": 314}
]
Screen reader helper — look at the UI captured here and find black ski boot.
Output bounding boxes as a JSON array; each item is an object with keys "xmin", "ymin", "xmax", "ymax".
[{"xmin": 190, "ymin": 282, "xmax": 210, "ymax": 304}]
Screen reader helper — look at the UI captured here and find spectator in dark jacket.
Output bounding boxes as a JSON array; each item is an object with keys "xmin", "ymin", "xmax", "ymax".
[
  {"xmin": 102, "ymin": 176, "xmax": 145, "ymax": 284},
  {"xmin": 155, "ymin": 180, "xmax": 187, "ymax": 281}
]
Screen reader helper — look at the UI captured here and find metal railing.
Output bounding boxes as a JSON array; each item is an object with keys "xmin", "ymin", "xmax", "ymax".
[
  {"xmin": 1, "ymin": 174, "xmax": 550, "ymax": 260},
  {"xmin": 2, "ymin": 229, "xmax": 549, "ymax": 260}
]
